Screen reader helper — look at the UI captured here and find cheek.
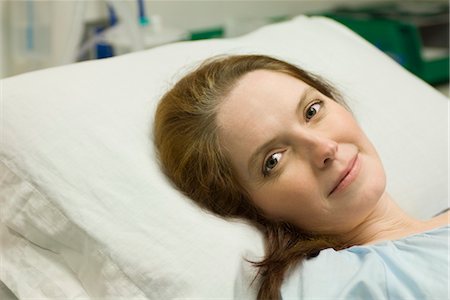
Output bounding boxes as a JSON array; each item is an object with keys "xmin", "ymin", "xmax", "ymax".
[
  {"xmin": 248, "ymin": 187, "xmax": 284, "ymax": 219},
  {"xmin": 333, "ymin": 152, "xmax": 386, "ymax": 218},
  {"xmin": 248, "ymin": 171, "xmax": 320, "ymax": 221},
  {"xmin": 363, "ymin": 155, "xmax": 386, "ymax": 200}
]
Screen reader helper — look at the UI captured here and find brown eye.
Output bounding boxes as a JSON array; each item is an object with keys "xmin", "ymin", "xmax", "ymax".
[
  {"xmin": 305, "ymin": 101, "xmax": 322, "ymax": 120},
  {"xmin": 263, "ymin": 152, "xmax": 282, "ymax": 176}
]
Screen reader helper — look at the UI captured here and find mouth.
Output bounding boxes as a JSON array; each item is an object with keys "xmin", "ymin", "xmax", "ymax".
[{"xmin": 328, "ymin": 153, "xmax": 361, "ymax": 196}]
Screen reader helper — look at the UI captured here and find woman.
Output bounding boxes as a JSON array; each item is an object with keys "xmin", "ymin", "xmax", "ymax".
[{"xmin": 153, "ymin": 54, "xmax": 448, "ymax": 299}]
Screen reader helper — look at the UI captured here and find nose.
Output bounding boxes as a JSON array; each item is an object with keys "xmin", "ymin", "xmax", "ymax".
[{"xmin": 304, "ymin": 133, "xmax": 338, "ymax": 169}]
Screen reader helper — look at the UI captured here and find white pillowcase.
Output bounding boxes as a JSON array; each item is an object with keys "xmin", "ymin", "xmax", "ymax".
[{"xmin": 0, "ymin": 15, "xmax": 448, "ymax": 298}]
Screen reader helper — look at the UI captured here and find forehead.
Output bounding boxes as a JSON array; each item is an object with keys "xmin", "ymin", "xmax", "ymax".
[
  {"xmin": 218, "ymin": 69, "xmax": 308, "ymax": 119},
  {"xmin": 217, "ymin": 69, "xmax": 309, "ymax": 133}
]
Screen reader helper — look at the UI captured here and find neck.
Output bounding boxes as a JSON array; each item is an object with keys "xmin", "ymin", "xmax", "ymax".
[{"xmin": 337, "ymin": 192, "xmax": 436, "ymax": 247}]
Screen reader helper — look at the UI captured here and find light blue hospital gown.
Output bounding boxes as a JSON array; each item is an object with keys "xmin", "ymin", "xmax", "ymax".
[{"xmin": 281, "ymin": 225, "xmax": 449, "ymax": 300}]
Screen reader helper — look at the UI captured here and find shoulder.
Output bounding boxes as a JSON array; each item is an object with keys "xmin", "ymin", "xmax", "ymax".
[
  {"xmin": 282, "ymin": 248, "xmax": 388, "ymax": 298},
  {"xmin": 281, "ymin": 228, "xmax": 449, "ymax": 299}
]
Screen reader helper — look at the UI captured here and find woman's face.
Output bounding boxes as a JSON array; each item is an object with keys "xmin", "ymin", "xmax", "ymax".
[{"xmin": 217, "ymin": 70, "xmax": 386, "ymax": 235}]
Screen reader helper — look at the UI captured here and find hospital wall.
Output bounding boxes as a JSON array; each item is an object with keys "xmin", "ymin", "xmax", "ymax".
[{"xmin": 0, "ymin": 0, "xmax": 445, "ymax": 79}]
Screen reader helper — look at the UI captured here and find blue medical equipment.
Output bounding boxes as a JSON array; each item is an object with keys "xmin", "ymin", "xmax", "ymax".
[{"xmin": 137, "ymin": 0, "xmax": 149, "ymax": 26}]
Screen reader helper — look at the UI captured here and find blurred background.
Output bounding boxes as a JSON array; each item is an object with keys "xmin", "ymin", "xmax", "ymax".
[{"xmin": 0, "ymin": 0, "xmax": 448, "ymax": 93}]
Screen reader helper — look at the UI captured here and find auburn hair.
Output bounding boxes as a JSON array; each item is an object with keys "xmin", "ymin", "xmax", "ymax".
[{"xmin": 154, "ymin": 54, "xmax": 346, "ymax": 299}]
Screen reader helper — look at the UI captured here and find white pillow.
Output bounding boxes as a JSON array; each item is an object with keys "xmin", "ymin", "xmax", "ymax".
[
  {"xmin": 0, "ymin": 223, "xmax": 89, "ymax": 299},
  {"xmin": 0, "ymin": 15, "xmax": 448, "ymax": 298}
]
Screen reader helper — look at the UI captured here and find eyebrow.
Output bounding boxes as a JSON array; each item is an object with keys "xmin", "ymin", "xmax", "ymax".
[{"xmin": 247, "ymin": 86, "xmax": 316, "ymax": 175}]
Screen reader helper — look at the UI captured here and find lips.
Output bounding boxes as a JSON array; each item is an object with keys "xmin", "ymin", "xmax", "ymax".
[{"xmin": 329, "ymin": 153, "xmax": 360, "ymax": 196}]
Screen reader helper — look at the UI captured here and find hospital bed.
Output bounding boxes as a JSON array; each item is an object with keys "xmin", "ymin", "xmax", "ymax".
[{"xmin": 0, "ymin": 15, "xmax": 448, "ymax": 299}]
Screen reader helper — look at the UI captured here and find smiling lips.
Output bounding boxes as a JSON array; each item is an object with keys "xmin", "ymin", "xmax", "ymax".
[{"xmin": 329, "ymin": 153, "xmax": 361, "ymax": 196}]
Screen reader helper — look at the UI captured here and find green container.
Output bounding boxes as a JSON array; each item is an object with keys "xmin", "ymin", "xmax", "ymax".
[
  {"xmin": 189, "ymin": 27, "xmax": 224, "ymax": 40},
  {"xmin": 320, "ymin": 3, "xmax": 449, "ymax": 85}
]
